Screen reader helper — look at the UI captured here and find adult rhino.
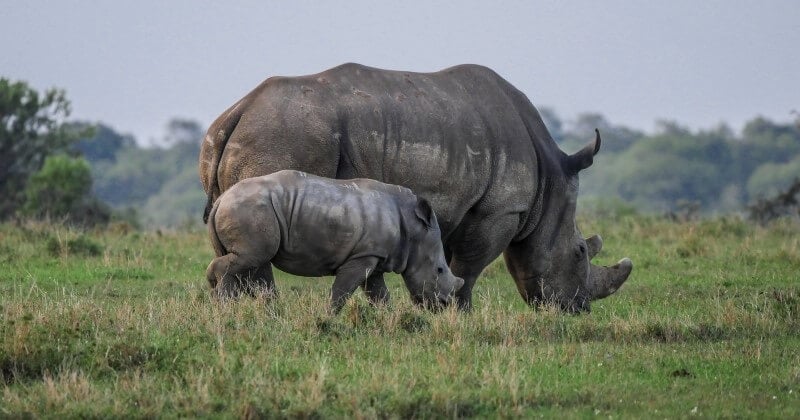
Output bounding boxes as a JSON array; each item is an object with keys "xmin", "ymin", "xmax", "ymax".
[{"xmin": 199, "ymin": 63, "xmax": 632, "ymax": 313}]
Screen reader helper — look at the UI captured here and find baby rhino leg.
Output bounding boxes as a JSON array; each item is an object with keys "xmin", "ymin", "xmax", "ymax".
[
  {"xmin": 331, "ymin": 257, "xmax": 380, "ymax": 314},
  {"xmin": 209, "ymin": 206, "xmax": 281, "ymax": 300},
  {"xmin": 206, "ymin": 253, "xmax": 257, "ymax": 299},
  {"xmin": 361, "ymin": 271, "xmax": 390, "ymax": 306}
]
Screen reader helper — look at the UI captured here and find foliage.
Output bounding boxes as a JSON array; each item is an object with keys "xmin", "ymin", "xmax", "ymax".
[
  {"xmin": 83, "ymin": 119, "xmax": 205, "ymax": 228},
  {"xmin": 748, "ymin": 178, "xmax": 800, "ymax": 224},
  {"xmin": 1, "ymin": 217, "xmax": 799, "ymax": 417},
  {"xmin": 71, "ymin": 122, "xmax": 135, "ymax": 163},
  {"xmin": 21, "ymin": 155, "xmax": 90, "ymax": 217},
  {"xmin": 746, "ymin": 156, "xmax": 800, "ymax": 199},
  {"xmin": 19, "ymin": 154, "xmax": 111, "ymax": 227},
  {"xmin": 45, "ymin": 233, "xmax": 104, "ymax": 257},
  {"xmin": 543, "ymin": 109, "xmax": 800, "ymax": 214},
  {"xmin": 140, "ymin": 164, "xmax": 206, "ymax": 227},
  {"xmin": 0, "ymin": 79, "xmax": 89, "ymax": 219}
]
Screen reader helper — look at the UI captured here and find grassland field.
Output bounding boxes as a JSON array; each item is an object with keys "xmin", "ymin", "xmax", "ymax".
[{"xmin": 1, "ymin": 215, "xmax": 799, "ymax": 418}]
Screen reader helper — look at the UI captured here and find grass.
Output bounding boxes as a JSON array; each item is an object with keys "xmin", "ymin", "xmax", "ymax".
[{"xmin": 1, "ymin": 216, "xmax": 799, "ymax": 418}]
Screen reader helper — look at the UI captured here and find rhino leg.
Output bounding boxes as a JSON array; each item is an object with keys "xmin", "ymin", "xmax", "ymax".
[
  {"xmin": 448, "ymin": 215, "xmax": 519, "ymax": 311},
  {"xmin": 206, "ymin": 253, "xmax": 256, "ymax": 300},
  {"xmin": 330, "ymin": 257, "xmax": 380, "ymax": 314},
  {"xmin": 244, "ymin": 262, "xmax": 277, "ymax": 299},
  {"xmin": 361, "ymin": 271, "xmax": 390, "ymax": 306},
  {"xmin": 207, "ymin": 247, "xmax": 276, "ymax": 300}
]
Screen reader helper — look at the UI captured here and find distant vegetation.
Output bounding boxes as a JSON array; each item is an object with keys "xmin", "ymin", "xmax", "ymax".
[
  {"xmin": 73, "ymin": 119, "xmax": 206, "ymax": 228},
  {"xmin": 3, "ymin": 78, "xmax": 799, "ymax": 228},
  {"xmin": 544, "ymin": 110, "xmax": 800, "ymax": 216}
]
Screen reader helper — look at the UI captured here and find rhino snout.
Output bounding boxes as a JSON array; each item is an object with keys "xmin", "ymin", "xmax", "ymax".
[{"xmin": 434, "ymin": 275, "xmax": 463, "ymax": 307}]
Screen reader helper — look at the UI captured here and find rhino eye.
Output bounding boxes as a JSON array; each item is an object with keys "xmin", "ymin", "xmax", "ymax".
[
  {"xmin": 437, "ymin": 267, "xmax": 444, "ymax": 274},
  {"xmin": 576, "ymin": 244, "xmax": 587, "ymax": 259}
]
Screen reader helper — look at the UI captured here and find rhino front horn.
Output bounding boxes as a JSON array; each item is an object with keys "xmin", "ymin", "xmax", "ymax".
[{"xmin": 588, "ymin": 257, "xmax": 632, "ymax": 300}]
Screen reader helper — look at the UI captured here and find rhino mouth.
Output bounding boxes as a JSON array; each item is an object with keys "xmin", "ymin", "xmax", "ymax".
[
  {"xmin": 523, "ymin": 278, "xmax": 591, "ymax": 314},
  {"xmin": 410, "ymin": 293, "xmax": 452, "ymax": 311},
  {"xmin": 529, "ymin": 296, "xmax": 591, "ymax": 314}
]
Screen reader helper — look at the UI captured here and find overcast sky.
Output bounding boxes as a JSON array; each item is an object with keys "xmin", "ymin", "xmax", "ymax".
[{"xmin": 3, "ymin": 1, "xmax": 798, "ymax": 145}]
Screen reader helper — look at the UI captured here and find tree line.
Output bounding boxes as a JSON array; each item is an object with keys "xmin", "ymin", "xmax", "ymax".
[
  {"xmin": 543, "ymin": 109, "xmax": 800, "ymax": 216},
  {"xmin": 2, "ymin": 78, "xmax": 798, "ymax": 228}
]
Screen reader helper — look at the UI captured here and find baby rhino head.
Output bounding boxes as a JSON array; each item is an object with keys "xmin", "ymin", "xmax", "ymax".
[{"xmin": 402, "ymin": 197, "xmax": 464, "ymax": 309}]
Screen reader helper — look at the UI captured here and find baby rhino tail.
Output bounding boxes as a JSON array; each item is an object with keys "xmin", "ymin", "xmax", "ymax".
[{"xmin": 206, "ymin": 199, "xmax": 227, "ymax": 258}]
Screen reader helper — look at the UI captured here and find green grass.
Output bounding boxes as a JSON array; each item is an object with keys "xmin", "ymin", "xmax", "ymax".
[{"xmin": 1, "ymin": 217, "xmax": 799, "ymax": 418}]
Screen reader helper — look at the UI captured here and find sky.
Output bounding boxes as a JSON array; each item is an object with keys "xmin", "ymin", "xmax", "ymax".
[{"xmin": 2, "ymin": 1, "xmax": 799, "ymax": 145}]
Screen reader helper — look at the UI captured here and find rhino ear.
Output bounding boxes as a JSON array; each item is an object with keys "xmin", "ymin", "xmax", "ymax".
[
  {"xmin": 414, "ymin": 197, "xmax": 435, "ymax": 229},
  {"xmin": 564, "ymin": 128, "xmax": 601, "ymax": 174},
  {"xmin": 585, "ymin": 234, "xmax": 603, "ymax": 259}
]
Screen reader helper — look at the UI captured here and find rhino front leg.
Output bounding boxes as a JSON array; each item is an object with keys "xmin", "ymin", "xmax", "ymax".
[
  {"xmin": 448, "ymin": 215, "xmax": 519, "ymax": 311},
  {"xmin": 361, "ymin": 271, "xmax": 390, "ymax": 306},
  {"xmin": 330, "ymin": 257, "xmax": 380, "ymax": 314}
]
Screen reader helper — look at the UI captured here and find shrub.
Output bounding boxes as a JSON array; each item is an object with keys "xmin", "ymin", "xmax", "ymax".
[{"xmin": 20, "ymin": 155, "xmax": 110, "ymax": 226}]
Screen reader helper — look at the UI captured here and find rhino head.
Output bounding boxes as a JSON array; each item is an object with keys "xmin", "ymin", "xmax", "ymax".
[
  {"xmin": 402, "ymin": 197, "xmax": 465, "ymax": 309},
  {"xmin": 504, "ymin": 130, "xmax": 633, "ymax": 313}
]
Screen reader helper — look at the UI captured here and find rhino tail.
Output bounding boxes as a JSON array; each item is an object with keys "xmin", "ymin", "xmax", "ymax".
[
  {"xmin": 203, "ymin": 194, "xmax": 214, "ymax": 225},
  {"xmin": 201, "ymin": 99, "xmax": 247, "ymax": 223}
]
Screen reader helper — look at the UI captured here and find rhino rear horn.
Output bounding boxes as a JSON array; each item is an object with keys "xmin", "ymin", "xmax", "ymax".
[
  {"xmin": 565, "ymin": 128, "xmax": 602, "ymax": 173},
  {"xmin": 414, "ymin": 197, "xmax": 435, "ymax": 229},
  {"xmin": 588, "ymin": 257, "xmax": 632, "ymax": 300}
]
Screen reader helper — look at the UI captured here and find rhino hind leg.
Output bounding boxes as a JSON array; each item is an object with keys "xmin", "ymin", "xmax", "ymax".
[
  {"xmin": 330, "ymin": 257, "xmax": 380, "ymax": 314},
  {"xmin": 206, "ymin": 250, "xmax": 276, "ymax": 301},
  {"xmin": 361, "ymin": 271, "xmax": 390, "ymax": 306},
  {"xmin": 206, "ymin": 253, "xmax": 254, "ymax": 300}
]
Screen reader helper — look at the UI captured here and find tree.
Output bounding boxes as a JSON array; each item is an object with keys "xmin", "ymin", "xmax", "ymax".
[
  {"xmin": 71, "ymin": 122, "xmax": 135, "ymax": 163},
  {"xmin": 608, "ymin": 130, "xmax": 735, "ymax": 212},
  {"xmin": 746, "ymin": 156, "xmax": 800, "ymax": 199},
  {"xmin": 85, "ymin": 118, "xmax": 207, "ymax": 227},
  {"xmin": 21, "ymin": 154, "xmax": 91, "ymax": 217},
  {"xmin": 20, "ymin": 154, "xmax": 110, "ymax": 226},
  {"xmin": 0, "ymin": 78, "xmax": 87, "ymax": 219},
  {"xmin": 740, "ymin": 116, "xmax": 800, "ymax": 166}
]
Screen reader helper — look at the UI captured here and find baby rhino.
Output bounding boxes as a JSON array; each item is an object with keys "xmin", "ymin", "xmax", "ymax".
[{"xmin": 205, "ymin": 170, "xmax": 464, "ymax": 312}]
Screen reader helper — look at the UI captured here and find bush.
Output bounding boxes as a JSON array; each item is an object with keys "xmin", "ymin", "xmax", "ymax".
[
  {"xmin": 46, "ymin": 234, "xmax": 104, "ymax": 257},
  {"xmin": 20, "ymin": 155, "xmax": 110, "ymax": 227}
]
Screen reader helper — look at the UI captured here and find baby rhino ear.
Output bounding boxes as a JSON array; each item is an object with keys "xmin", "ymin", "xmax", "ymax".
[{"xmin": 414, "ymin": 197, "xmax": 435, "ymax": 229}]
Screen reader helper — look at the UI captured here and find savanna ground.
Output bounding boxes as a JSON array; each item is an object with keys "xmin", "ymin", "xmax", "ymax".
[{"xmin": 1, "ymin": 215, "xmax": 799, "ymax": 418}]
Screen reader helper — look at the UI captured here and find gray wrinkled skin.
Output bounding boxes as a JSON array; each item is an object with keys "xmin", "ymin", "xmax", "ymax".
[
  {"xmin": 199, "ymin": 63, "xmax": 632, "ymax": 313},
  {"xmin": 205, "ymin": 170, "xmax": 464, "ymax": 313}
]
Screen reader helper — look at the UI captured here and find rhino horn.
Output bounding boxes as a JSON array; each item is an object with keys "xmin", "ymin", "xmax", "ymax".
[
  {"xmin": 588, "ymin": 257, "xmax": 632, "ymax": 300},
  {"xmin": 565, "ymin": 128, "xmax": 602, "ymax": 173}
]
